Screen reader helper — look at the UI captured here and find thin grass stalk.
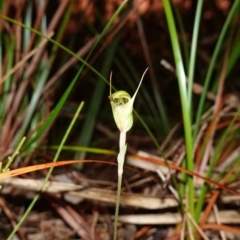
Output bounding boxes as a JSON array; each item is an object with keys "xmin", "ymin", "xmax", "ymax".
[
  {"xmin": 0, "ymin": 37, "xmax": 15, "ymax": 152},
  {"xmin": 187, "ymin": 0, "xmax": 204, "ymax": 112},
  {"xmin": 47, "ymin": 145, "xmax": 116, "ymax": 155},
  {"xmin": 23, "ymin": 0, "xmax": 33, "ymax": 51},
  {"xmin": 0, "ymin": 39, "xmax": 15, "ymax": 119},
  {"xmin": 225, "ymin": 31, "xmax": 240, "ymax": 76},
  {"xmin": 3, "ymin": 137, "xmax": 26, "ymax": 171},
  {"xmin": 162, "ymin": 0, "xmax": 194, "ymax": 218},
  {"xmin": 172, "ymin": 4, "xmax": 189, "ymax": 72},
  {"xmin": 211, "ymin": 25, "xmax": 239, "ymax": 94}
]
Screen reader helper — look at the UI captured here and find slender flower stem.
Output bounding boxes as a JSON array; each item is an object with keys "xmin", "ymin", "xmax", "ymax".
[
  {"xmin": 113, "ymin": 131, "xmax": 126, "ymax": 240},
  {"xmin": 117, "ymin": 131, "xmax": 126, "ymax": 175},
  {"xmin": 113, "ymin": 172, "xmax": 123, "ymax": 240}
]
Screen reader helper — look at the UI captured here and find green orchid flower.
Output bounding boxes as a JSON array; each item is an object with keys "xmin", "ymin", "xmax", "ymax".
[
  {"xmin": 109, "ymin": 68, "xmax": 148, "ymax": 133},
  {"xmin": 109, "ymin": 90, "xmax": 134, "ymax": 133}
]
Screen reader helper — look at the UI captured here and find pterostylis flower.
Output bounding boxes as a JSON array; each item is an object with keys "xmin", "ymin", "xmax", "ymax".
[
  {"xmin": 109, "ymin": 68, "xmax": 148, "ymax": 240},
  {"xmin": 109, "ymin": 90, "xmax": 133, "ymax": 133},
  {"xmin": 109, "ymin": 68, "xmax": 148, "ymax": 133}
]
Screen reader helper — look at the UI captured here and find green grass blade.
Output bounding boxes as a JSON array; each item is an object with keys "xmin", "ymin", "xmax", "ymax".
[
  {"xmin": 172, "ymin": 4, "xmax": 189, "ymax": 72},
  {"xmin": 23, "ymin": 0, "xmax": 33, "ymax": 51},
  {"xmin": 0, "ymin": 37, "xmax": 15, "ymax": 120},
  {"xmin": 163, "ymin": 0, "xmax": 194, "ymax": 217},
  {"xmin": 187, "ymin": 0, "xmax": 204, "ymax": 111},
  {"xmin": 46, "ymin": 145, "xmax": 117, "ymax": 155},
  {"xmin": 226, "ymin": 31, "xmax": 240, "ymax": 76}
]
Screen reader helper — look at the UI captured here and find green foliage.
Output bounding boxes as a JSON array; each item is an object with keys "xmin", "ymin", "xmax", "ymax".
[{"xmin": 163, "ymin": 0, "xmax": 240, "ymax": 232}]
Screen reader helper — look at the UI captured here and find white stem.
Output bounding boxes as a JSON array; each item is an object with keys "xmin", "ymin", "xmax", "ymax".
[
  {"xmin": 114, "ymin": 131, "xmax": 127, "ymax": 240},
  {"xmin": 117, "ymin": 131, "xmax": 126, "ymax": 176},
  {"xmin": 119, "ymin": 131, "xmax": 126, "ymax": 149}
]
